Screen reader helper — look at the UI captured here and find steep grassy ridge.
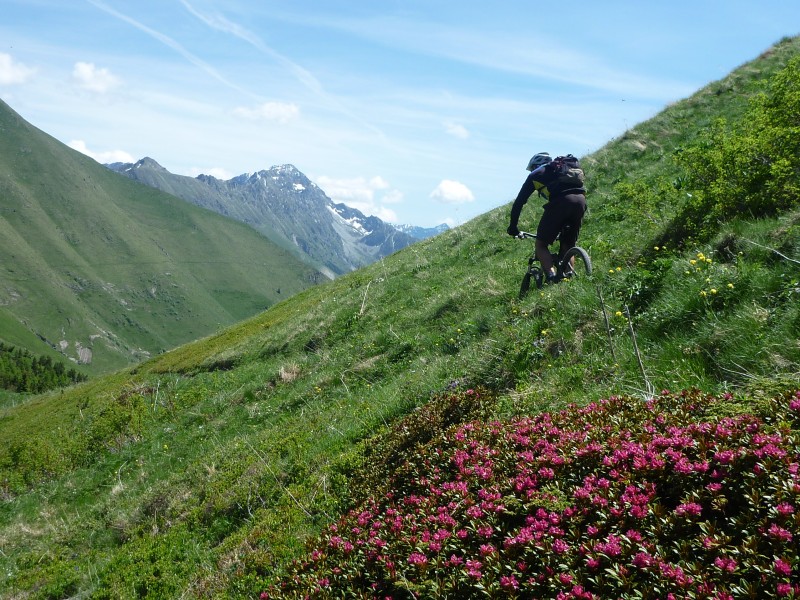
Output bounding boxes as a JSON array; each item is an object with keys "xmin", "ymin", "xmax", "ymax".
[
  {"xmin": 0, "ymin": 100, "xmax": 322, "ymax": 374},
  {"xmin": 1, "ymin": 37, "xmax": 799, "ymax": 599}
]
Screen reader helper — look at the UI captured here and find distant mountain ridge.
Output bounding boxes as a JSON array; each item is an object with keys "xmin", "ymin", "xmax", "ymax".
[
  {"xmin": 394, "ymin": 223, "xmax": 450, "ymax": 239},
  {"xmin": 107, "ymin": 159, "xmax": 446, "ymax": 276}
]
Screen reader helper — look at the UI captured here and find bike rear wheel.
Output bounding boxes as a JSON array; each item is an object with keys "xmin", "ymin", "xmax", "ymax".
[{"xmin": 560, "ymin": 246, "xmax": 592, "ymax": 280}]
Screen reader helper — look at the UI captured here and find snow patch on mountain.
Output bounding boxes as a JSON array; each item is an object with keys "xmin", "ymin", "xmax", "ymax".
[{"xmin": 327, "ymin": 205, "xmax": 370, "ymax": 236}]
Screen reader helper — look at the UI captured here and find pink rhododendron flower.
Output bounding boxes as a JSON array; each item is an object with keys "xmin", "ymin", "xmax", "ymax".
[
  {"xmin": 500, "ymin": 575, "xmax": 519, "ymax": 590},
  {"xmin": 477, "ymin": 525, "xmax": 493, "ymax": 538},
  {"xmin": 714, "ymin": 556, "xmax": 737, "ymax": 572},
  {"xmin": 767, "ymin": 523, "xmax": 793, "ymax": 542},
  {"xmin": 675, "ymin": 502, "xmax": 702, "ymax": 517},
  {"xmin": 465, "ymin": 559, "xmax": 483, "ymax": 579},
  {"xmin": 775, "ymin": 557, "xmax": 792, "ymax": 576},
  {"xmin": 446, "ymin": 554, "xmax": 463, "ymax": 567},
  {"xmin": 553, "ymin": 538, "xmax": 570, "ymax": 554},
  {"xmin": 625, "ymin": 529, "xmax": 643, "ymax": 542},
  {"xmin": 633, "ymin": 552, "xmax": 653, "ymax": 568},
  {"xmin": 597, "ymin": 534, "xmax": 622, "ymax": 556}
]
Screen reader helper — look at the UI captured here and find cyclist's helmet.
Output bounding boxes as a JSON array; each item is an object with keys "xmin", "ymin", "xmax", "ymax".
[{"xmin": 526, "ymin": 152, "xmax": 552, "ymax": 171}]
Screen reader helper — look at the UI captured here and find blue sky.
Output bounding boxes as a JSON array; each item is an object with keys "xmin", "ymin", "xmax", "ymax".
[{"xmin": 1, "ymin": 1, "xmax": 799, "ymax": 228}]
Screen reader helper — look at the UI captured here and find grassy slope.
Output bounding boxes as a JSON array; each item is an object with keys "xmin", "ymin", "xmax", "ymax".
[
  {"xmin": 0, "ymin": 100, "xmax": 322, "ymax": 375},
  {"xmin": 0, "ymin": 38, "xmax": 799, "ymax": 598}
]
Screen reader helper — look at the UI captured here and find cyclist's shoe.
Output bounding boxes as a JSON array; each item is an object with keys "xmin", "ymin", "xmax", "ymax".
[{"xmin": 546, "ymin": 273, "xmax": 559, "ymax": 285}]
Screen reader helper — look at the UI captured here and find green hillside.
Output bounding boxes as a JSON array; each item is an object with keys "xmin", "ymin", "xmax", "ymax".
[
  {"xmin": 1, "ymin": 37, "xmax": 799, "ymax": 599},
  {"xmin": 0, "ymin": 100, "xmax": 323, "ymax": 375}
]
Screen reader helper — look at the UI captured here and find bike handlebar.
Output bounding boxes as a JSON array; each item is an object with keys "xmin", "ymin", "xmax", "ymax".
[{"xmin": 515, "ymin": 231, "xmax": 564, "ymax": 241}]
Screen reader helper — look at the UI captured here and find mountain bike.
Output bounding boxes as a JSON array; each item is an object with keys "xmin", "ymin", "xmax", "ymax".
[{"xmin": 516, "ymin": 230, "xmax": 592, "ymax": 299}]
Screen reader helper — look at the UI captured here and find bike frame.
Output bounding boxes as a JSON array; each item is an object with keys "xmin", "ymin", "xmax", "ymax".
[
  {"xmin": 516, "ymin": 231, "xmax": 568, "ymax": 277},
  {"xmin": 515, "ymin": 230, "xmax": 592, "ymax": 298}
]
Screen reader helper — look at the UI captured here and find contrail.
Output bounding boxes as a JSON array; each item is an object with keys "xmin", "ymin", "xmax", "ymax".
[
  {"xmin": 86, "ymin": 0, "xmax": 258, "ymax": 100},
  {"xmin": 178, "ymin": 0, "xmax": 387, "ymax": 138},
  {"xmin": 178, "ymin": 0, "xmax": 324, "ymax": 95}
]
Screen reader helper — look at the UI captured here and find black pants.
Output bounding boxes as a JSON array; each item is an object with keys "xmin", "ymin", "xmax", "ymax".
[{"xmin": 536, "ymin": 193, "xmax": 587, "ymax": 254}]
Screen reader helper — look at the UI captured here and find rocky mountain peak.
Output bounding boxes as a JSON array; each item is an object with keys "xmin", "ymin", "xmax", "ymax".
[{"xmin": 134, "ymin": 156, "xmax": 167, "ymax": 171}]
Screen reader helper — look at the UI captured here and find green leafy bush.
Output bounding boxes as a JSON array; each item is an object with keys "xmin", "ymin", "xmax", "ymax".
[
  {"xmin": 344, "ymin": 386, "xmax": 494, "ymax": 508},
  {"xmin": 670, "ymin": 56, "xmax": 800, "ymax": 243}
]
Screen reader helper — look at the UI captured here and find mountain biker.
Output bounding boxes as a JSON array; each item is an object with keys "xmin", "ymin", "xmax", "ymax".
[{"xmin": 507, "ymin": 152, "xmax": 587, "ymax": 284}]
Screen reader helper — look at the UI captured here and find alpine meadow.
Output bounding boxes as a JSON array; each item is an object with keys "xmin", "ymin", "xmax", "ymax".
[
  {"xmin": 2, "ymin": 36, "xmax": 800, "ymax": 599},
  {"xmin": 0, "ymin": 100, "xmax": 324, "ymax": 376}
]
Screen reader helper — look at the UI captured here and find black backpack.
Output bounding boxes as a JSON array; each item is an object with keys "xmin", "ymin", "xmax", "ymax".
[{"xmin": 550, "ymin": 154, "xmax": 585, "ymax": 191}]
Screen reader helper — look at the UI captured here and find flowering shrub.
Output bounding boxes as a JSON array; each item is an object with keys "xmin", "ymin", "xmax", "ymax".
[{"xmin": 263, "ymin": 389, "xmax": 800, "ymax": 598}]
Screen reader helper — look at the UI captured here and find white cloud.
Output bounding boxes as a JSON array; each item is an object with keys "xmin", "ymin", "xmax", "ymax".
[
  {"xmin": 444, "ymin": 121, "xmax": 469, "ymax": 140},
  {"xmin": 188, "ymin": 166, "xmax": 234, "ymax": 180},
  {"xmin": 72, "ymin": 62, "xmax": 120, "ymax": 93},
  {"xmin": 0, "ymin": 53, "xmax": 36, "ymax": 85},
  {"xmin": 68, "ymin": 140, "xmax": 134, "ymax": 164},
  {"xmin": 382, "ymin": 189, "xmax": 404, "ymax": 204},
  {"xmin": 372, "ymin": 206, "xmax": 399, "ymax": 223},
  {"xmin": 430, "ymin": 180, "xmax": 475, "ymax": 204},
  {"xmin": 316, "ymin": 175, "xmax": 387, "ymax": 204},
  {"xmin": 233, "ymin": 101, "xmax": 300, "ymax": 123},
  {"xmin": 316, "ymin": 174, "xmax": 402, "ymax": 222}
]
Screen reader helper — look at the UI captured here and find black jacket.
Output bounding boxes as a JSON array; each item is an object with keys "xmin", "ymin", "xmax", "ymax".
[{"xmin": 509, "ymin": 163, "xmax": 585, "ymax": 230}]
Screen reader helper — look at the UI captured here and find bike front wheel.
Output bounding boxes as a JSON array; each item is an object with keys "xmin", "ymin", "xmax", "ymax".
[
  {"xmin": 519, "ymin": 267, "xmax": 543, "ymax": 299},
  {"xmin": 560, "ymin": 247, "xmax": 592, "ymax": 280}
]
